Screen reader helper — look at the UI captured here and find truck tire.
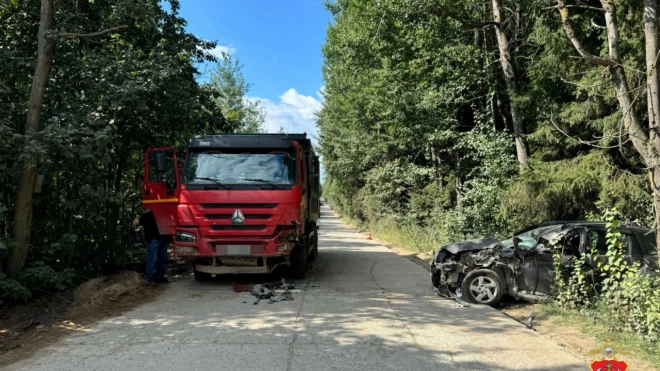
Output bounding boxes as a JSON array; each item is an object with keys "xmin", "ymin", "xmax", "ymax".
[
  {"xmin": 307, "ymin": 232, "xmax": 318, "ymax": 262},
  {"xmin": 287, "ymin": 244, "xmax": 307, "ymax": 279},
  {"xmin": 194, "ymin": 265, "xmax": 212, "ymax": 281}
]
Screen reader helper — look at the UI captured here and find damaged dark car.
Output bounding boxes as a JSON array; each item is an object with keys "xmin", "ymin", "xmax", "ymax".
[{"xmin": 430, "ymin": 222, "xmax": 658, "ymax": 306}]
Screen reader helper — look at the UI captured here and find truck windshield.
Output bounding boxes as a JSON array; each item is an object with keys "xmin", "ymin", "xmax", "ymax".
[{"xmin": 183, "ymin": 150, "xmax": 297, "ymax": 185}]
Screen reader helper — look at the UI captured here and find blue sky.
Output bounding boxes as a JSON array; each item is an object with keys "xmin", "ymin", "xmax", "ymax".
[{"xmin": 177, "ymin": 0, "xmax": 331, "ymax": 140}]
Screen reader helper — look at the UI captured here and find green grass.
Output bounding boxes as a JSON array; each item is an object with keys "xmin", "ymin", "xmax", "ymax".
[
  {"xmin": 369, "ymin": 218, "xmax": 437, "ymax": 255},
  {"xmin": 539, "ymin": 303, "xmax": 660, "ymax": 368},
  {"xmin": 330, "ymin": 209, "xmax": 437, "ymax": 255}
]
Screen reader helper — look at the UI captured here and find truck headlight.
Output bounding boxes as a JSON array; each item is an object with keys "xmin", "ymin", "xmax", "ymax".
[{"xmin": 176, "ymin": 231, "xmax": 196, "ymax": 242}]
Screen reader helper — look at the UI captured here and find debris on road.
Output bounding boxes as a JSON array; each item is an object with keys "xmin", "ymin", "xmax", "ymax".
[
  {"xmin": 525, "ymin": 312, "xmax": 534, "ymax": 330},
  {"xmin": 247, "ymin": 278, "xmax": 295, "ymax": 305},
  {"xmin": 231, "ymin": 282, "xmax": 253, "ymax": 292}
]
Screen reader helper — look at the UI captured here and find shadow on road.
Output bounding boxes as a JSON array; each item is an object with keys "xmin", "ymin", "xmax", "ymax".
[{"xmin": 7, "ymin": 205, "xmax": 584, "ymax": 371}]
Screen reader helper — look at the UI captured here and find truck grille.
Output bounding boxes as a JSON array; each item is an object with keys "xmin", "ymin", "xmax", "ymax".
[
  {"xmin": 211, "ymin": 225, "xmax": 266, "ymax": 231},
  {"xmin": 206, "ymin": 214, "xmax": 271, "ymax": 219},
  {"xmin": 201, "ymin": 203, "xmax": 278, "ymax": 209}
]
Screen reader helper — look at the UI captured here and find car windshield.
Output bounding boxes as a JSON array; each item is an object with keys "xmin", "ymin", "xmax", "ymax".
[
  {"xmin": 636, "ymin": 231, "xmax": 658, "ymax": 257},
  {"xmin": 500, "ymin": 225, "xmax": 562, "ymax": 250},
  {"xmin": 183, "ymin": 150, "xmax": 297, "ymax": 185}
]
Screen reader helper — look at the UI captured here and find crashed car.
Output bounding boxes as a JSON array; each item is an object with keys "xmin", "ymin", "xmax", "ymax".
[{"xmin": 430, "ymin": 221, "xmax": 659, "ymax": 306}]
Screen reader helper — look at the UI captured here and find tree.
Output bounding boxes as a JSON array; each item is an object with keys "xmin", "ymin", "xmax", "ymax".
[
  {"xmin": 554, "ymin": 0, "xmax": 660, "ymax": 255},
  {"xmin": 10, "ymin": 0, "xmax": 62, "ymax": 277},
  {"xmin": 3, "ymin": 0, "xmax": 226, "ymax": 276},
  {"xmin": 208, "ymin": 54, "xmax": 265, "ymax": 133},
  {"xmin": 425, "ymin": 0, "xmax": 530, "ymax": 168}
]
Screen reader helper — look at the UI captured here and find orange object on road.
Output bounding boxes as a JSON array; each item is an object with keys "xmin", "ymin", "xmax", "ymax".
[{"xmin": 366, "ymin": 230, "xmax": 372, "ymax": 240}]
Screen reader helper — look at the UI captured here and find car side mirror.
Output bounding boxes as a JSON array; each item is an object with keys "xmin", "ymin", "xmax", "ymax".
[{"xmin": 154, "ymin": 152, "xmax": 167, "ymax": 173}]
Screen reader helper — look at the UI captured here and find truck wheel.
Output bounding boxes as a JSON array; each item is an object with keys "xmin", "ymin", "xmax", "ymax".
[
  {"xmin": 194, "ymin": 265, "xmax": 212, "ymax": 281},
  {"xmin": 287, "ymin": 244, "xmax": 307, "ymax": 279},
  {"xmin": 307, "ymin": 232, "xmax": 318, "ymax": 262}
]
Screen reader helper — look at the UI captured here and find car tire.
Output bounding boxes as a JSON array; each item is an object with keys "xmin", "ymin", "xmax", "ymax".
[{"xmin": 461, "ymin": 269, "xmax": 504, "ymax": 306}]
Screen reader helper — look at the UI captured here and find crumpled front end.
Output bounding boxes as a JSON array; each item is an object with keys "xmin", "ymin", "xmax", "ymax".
[{"xmin": 431, "ymin": 240, "xmax": 517, "ymax": 301}]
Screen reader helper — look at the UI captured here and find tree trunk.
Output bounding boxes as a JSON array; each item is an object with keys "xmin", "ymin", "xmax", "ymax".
[
  {"xmin": 644, "ymin": 0, "xmax": 660, "ymax": 256},
  {"xmin": 645, "ymin": 0, "xmax": 660, "ymax": 145},
  {"xmin": 105, "ymin": 150, "xmax": 128, "ymax": 264},
  {"xmin": 64, "ymin": 160, "xmax": 79, "ymax": 269},
  {"xmin": 491, "ymin": 0, "xmax": 529, "ymax": 169},
  {"xmin": 8, "ymin": 0, "xmax": 56, "ymax": 277}
]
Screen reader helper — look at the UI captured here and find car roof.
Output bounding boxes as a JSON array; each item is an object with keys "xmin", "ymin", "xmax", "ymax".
[{"xmin": 516, "ymin": 221, "xmax": 653, "ymax": 234}]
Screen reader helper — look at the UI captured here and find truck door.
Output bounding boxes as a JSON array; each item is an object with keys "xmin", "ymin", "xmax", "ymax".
[{"xmin": 142, "ymin": 146, "xmax": 180, "ymax": 235}]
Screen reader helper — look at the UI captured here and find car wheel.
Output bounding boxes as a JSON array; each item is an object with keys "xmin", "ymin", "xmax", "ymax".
[{"xmin": 461, "ymin": 269, "xmax": 503, "ymax": 306}]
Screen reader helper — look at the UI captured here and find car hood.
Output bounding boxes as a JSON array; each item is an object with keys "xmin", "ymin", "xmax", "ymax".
[
  {"xmin": 439, "ymin": 237, "xmax": 500, "ymax": 255},
  {"xmin": 438, "ymin": 225, "xmax": 569, "ymax": 255}
]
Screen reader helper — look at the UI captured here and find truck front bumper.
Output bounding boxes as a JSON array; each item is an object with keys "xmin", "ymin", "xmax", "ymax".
[
  {"xmin": 194, "ymin": 264, "xmax": 275, "ymax": 275},
  {"xmin": 171, "ymin": 226, "xmax": 297, "ymax": 259}
]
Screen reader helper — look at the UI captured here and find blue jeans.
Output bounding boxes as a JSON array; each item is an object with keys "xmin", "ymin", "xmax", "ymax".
[{"xmin": 145, "ymin": 238, "xmax": 168, "ymax": 282}]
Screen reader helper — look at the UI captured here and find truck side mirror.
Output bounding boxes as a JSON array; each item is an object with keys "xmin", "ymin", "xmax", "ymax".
[{"xmin": 154, "ymin": 152, "xmax": 167, "ymax": 173}]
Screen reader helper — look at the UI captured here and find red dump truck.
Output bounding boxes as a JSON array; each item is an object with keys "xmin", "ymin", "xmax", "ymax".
[{"xmin": 142, "ymin": 133, "xmax": 320, "ymax": 280}]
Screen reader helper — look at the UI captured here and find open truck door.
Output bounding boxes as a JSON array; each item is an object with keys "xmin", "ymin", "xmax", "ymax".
[{"xmin": 142, "ymin": 146, "xmax": 180, "ymax": 235}]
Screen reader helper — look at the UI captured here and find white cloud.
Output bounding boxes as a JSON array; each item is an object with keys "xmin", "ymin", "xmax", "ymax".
[
  {"xmin": 246, "ymin": 88, "xmax": 325, "ymax": 182},
  {"xmin": 206, "ymin": 45, "xmax": 236, "ymax": 59},
  {"xmin": 247, "ymin": 88, "xmax": 323, "ymax": 139},
  {"xmin": 196, "ymin": 40, "xmax": 236, "ymax": 60}
]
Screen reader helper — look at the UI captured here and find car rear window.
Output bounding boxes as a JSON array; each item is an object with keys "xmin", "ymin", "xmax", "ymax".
[{"xmin": 636, "ymin": 232, "xmax": 658, "ymax": 257}]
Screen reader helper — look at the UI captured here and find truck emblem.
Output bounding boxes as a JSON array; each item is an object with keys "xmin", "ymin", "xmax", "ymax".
[{"xmin": 231, "ymin": 209, "xmax": 245, "ymax": 225}]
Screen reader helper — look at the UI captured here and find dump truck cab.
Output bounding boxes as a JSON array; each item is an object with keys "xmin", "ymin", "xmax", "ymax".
[{"xmin": 142, "ymin": 134, "xmax": 320, "ymax": 280}]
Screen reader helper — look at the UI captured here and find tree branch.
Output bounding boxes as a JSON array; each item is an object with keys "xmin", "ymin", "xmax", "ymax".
[
  {"xmin": 546, "ymin": 4, "xmax": 605, "ymax": 12},
  {"xmin": 59, "ymin": 25, "xmax": 128, "ymax": 39},
  {"xmin": 555, "ymin": 1, "xmax": 615, "ymax": 67},
  {"xmin": 429, "ymin": 6, "xmax": 500, "ymax": 30},
  {"xmin": 590, "ymin": 18, "xmax": 606, "ymax": 29}
]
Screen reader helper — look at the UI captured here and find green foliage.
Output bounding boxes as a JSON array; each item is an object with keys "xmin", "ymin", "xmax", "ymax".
[
  {"xmin": 552, "ymin": 244, "xmax": 597, "ymax": 309},
  {"xmin": 0, "ymin": 0, "xmax": 264, "ymax": 304},
  {"xmin": 0, "ymin": 273, "xmax": 31, "ymax": 305},
  {"xmin": 551, "ymin": 208, "xmax": 660, "ymax": 341},
  {"xmin": 17, "ymin": 264, "xmax": 76, "ymax": 292},
  {"xmin": 599, "ymin": 208, "xmax": 639, "ymax": 295},
  {"xmin": 207, "ymin": 54, "xmax": 266, "ymax": 133},
  {"xmin": 599, "ymin": 209, "xmax": 660, "ymax": 341}
]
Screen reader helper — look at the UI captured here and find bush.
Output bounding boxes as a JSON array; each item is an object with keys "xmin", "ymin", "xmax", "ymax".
[
  {"xmin": 0, "ymin": 273, "xmax": 31, "ymax": 305},
  {"xmin": 553, "ymin": 207, "xmax": 660, "ymax": 341}
]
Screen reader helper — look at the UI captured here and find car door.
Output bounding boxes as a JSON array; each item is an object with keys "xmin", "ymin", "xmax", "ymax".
[
  {"xmin": 142, "ymin": 146, "xmax": 181, "ymax": 235},
  {"xmin": 533, "ymin": 227, "xmax": 585, "ymax": 295},
  {"xmin": 620, "ymin": 229, "xmax": 645, "ymax": 267}
]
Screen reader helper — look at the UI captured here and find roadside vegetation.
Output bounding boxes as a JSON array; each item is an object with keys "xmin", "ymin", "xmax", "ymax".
[
  {"xmin": 319, "ymin": 0, "xmax": 660, "ymax": 358},
  {"xmin": 0, "ymin": 0, "xmax": 263, "ymax": 305},
  {"xmin": 548, "ymin": 208, "xmax": 660, "ymax": 364}
]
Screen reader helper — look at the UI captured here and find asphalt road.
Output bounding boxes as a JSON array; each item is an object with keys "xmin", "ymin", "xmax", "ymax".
[{"xmin": 6, "ymin": 206, "xmax": 585, "ymax": 370}]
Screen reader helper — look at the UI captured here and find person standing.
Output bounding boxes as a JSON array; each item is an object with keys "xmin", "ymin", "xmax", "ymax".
[{"xmin": 133, "ymin": 210, "xmax": 170, "ymax": 284}]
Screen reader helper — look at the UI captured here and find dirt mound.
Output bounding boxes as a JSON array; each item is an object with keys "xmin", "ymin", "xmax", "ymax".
[
  {"xmin": 70, "ymin": 271, "xmax": 155, "ymax": 318},
  {"xmin": 74, "ymin": 271, "xmax": 145, "ymax": 304}
]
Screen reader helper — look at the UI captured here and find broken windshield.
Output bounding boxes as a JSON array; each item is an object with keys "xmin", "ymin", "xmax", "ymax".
[
  {"xmin": 183, "ymin": 150, "xmax": 297, "ymax": 185},
  {"xmin": 500, "ymin": 225, "xmax": 565, "ymax": 250}
]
